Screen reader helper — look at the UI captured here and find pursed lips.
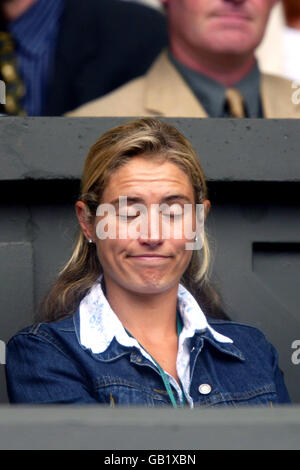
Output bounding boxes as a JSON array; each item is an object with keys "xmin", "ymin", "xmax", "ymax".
[{"xmin": 127, "ymin": 254, "xmax": 173, "ymax": 260}]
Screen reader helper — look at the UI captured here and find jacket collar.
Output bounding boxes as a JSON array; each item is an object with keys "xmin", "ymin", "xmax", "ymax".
[
  {"xmin": 200, "ymin": 328, "xmax": 245, "ymax": 361},
  {"xmin": 73, "ymin": 280, "xmax": 243, "ymax": 363},
  {"xmin": 144, "ymin": 50, "xmax": 208, "ymax": 117},
  {"xmin": 144, "ymin": 50, "xmax": 300, "ymax": 118}
]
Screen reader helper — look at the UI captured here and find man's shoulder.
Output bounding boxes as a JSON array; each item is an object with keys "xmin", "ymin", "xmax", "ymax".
[
  {"xmin": 67, "ymin": 76, "xmax": 147, "ymax": 117},
  {"xmin": 261, "ymin": 72, "xmax": 300, "ymax": 117},
  {"xmin": 66, "ymin": 51, "xmax": 172, "ymax": 117},
  {"xmin": 48, "ymin": 0, "xmax": 167, "ymax": 115},
  {"xmin": 63, "ymin": 0, "xmax": 167, "ymax": 26},
  {"xmin": 262, "ymin": 72, "xmax": 296, "ymax": 89},
  {"xmin": 66, "ymin": 51, "xmax": 206, "ymax": 117}
]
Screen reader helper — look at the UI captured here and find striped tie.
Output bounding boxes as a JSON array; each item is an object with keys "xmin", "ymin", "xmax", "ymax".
[{"xmin": 0, "ymin": 31, "xmax": 26, "ymax": 116}]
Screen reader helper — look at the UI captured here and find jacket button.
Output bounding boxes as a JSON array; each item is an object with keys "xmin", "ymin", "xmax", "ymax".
[
  {"xmin": 136, "ymin": 356, "xmax": 142, "ymax": 363},
  {"xmin": 198, "ymin": 384, "xmax": 211, "ymax": 395}
]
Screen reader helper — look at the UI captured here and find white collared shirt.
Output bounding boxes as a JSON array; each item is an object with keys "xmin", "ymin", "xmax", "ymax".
[{"xmin": 79, "ymin": 280, "xmax": 232, "ymax": 407}]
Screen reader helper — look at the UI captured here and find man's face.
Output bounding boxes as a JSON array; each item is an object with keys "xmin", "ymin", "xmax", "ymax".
[
  {"xmin": 92, "ymin": 156, "xmax": 199, "ymax": 296},
  {"xmin": 163, "ymin": 0, "xmax": 277, "ymax": 57}
]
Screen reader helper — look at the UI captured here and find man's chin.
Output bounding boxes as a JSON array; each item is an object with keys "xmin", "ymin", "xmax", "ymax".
[{"xmin": 207, "ymin": 29, "xmax": 258, "ymax": 54}]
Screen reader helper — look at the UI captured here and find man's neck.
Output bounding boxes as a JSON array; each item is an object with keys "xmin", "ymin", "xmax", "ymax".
[
  {"xmin": 1, "ymin": 0, "xmax": 37, "ymax": 22},
  {"xmin": 104, "ymin": 277, "xmax": 179, "ymax": 344},
  {"xmin": 170, "ymin": 43, "xmax": 256, "ymax": 87}
]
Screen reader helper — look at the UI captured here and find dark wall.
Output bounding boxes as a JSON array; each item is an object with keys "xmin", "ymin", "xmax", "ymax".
[{"xmin": 0, "ymin": 117, "xmax": 299, "ymax": 403}]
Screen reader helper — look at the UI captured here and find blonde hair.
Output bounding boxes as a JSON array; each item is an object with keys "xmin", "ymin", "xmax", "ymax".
[{"xmin": 40, "ymin": 118, "xmax": 224, "ymax": 321}]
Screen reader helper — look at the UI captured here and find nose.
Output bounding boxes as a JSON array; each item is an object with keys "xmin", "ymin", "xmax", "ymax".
[
  {"xmin": 139, "ymin": 236, "xmax": 163, "ymax": 247},
  {"xmin": 138, "ymin": 205, "xmax": 163, "ymax": 247}
]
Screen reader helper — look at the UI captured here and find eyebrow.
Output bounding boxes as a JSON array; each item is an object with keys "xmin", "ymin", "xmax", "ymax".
[{"xmin": 109, "ymin": 195, "xmax": 194, "ymax": 206}]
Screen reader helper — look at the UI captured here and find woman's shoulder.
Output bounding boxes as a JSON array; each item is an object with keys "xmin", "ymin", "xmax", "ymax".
[
  {"xmin": 7, "ymin": 314, "xmax": 78, "ymax": 352},
  {"xmin": 207, "ymin": 317, "xmax": 276, "ymax": 356},
  {"xmin": 207, "ymin": 318, "xmax": 278, "ymax": 363},
  {"xmin": 208, "ymin": 317, "xmax": 265, "ymax": 332}
]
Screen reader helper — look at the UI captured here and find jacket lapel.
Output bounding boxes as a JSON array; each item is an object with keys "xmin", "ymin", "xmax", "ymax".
[
  {"xmin": 144, "ymin": 53, "xmax": 300, "ymax": 118},
  {"xmin": 144, "ymin": 51, "xmax": 208, "ymax": 117}
]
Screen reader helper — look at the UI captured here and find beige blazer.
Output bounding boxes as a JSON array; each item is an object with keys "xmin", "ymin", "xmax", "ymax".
[{"xmin": 68, "ymin": 50, "xmax": 300, "ymax": 118}]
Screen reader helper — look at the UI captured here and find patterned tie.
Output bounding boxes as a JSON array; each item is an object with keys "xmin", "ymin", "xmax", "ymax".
[
  {"xmin": 0, "ymin": 31, "xmax": 26, "ymax": 115},
  {"xmin": 225, "ymin": 88, "xmax": 246, "ymax": 118}
]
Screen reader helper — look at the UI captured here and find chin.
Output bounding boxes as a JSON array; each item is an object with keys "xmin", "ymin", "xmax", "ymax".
[
  {"xmin": 208, "ymin": 31, "xmax": 258, "ymax": 53},
  {"xmin": 128, "ymin": 275, "xmax": 178, "ymax": 296}
]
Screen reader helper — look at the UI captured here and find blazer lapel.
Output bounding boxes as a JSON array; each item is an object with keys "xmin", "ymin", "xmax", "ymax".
[{"xmin": 144, "ymin": 51, "xmax": 208, "ymax": 117}]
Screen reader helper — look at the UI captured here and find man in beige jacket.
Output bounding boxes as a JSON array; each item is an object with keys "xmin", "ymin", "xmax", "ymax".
[{"xmin": 69, "ymin": 0, "xmax": 300, "ymax": 118}]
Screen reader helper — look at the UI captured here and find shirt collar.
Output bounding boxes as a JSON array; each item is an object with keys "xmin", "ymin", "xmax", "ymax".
[
  {"xmin": 78, "ymin": 278, "xmax": 233, "ymax": 356},
  {"xmin": 8, "ymin": 0, "xmax": 64, "ymax": 57},
  {"xmin": 169, "ymin": 50, "xmax": 262, "ymax": 118}
]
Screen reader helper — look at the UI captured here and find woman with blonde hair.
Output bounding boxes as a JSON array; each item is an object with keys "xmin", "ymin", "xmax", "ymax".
[{"xmin": 6, "ymin": 118, "xmax": 290, "ymax": 406}]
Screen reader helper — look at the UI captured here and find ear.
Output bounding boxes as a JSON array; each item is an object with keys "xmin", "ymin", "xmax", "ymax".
[
  {"xmin": 75, "ymin": 201, "xmax": 95, "ymax": 242},
  {"xmin": 203, "ymin": 199, "xmax": 211, "ymax": 219}
]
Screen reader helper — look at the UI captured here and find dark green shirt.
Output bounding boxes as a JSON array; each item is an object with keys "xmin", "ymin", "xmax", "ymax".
[{"xmin": 169, "ymin": 51, "xmax": 263, "ymax": 118}]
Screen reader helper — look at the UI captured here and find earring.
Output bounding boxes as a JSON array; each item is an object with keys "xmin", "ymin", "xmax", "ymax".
[{"xmin": 88, "ymin": 239, "xmax": 93, "ymax": 244}]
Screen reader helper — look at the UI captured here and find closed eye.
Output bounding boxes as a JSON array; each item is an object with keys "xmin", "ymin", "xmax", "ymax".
[
  {"xmin": 160, "ymin": 203, "xmax": 184, "ymax": 218},
  {"xmin": 118, "ymin": 211, "xmax": 141, "ymax": 220},
  {"xmin": 161, "ymin": 211, "xmax": 183, "ymax": 218}
]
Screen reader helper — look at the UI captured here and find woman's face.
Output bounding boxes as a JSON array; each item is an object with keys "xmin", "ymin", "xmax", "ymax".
[{"xmin": 80, "ymin": 156, "xmax": 208, "ymax": 296}]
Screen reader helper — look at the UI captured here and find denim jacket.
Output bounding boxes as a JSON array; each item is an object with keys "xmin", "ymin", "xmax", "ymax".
[{"xmin": 5, "ymin": 311, "xmax": 290, "ymax": 406}]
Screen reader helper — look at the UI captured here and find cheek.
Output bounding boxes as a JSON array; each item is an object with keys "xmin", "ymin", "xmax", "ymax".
[
  {"xmin": 253, "ymin": 0, "xmax": 274, "ymax": 20},
  {"xmin": 94, "ymin": 241, "xmax": 108, "ymax": 268},
  {"xmin": 95, "ymin": 239, "xmax": 120, "ymax": 263},
  {"xmin": 95, "ymin": 239, "xmax": 115, "ymax": 269},
  {"xmin": 95, "ymin": 234, "xmax": 135, "ymax": 274},
  {"xmin": 182, "ymin": 0, "xmax": 207, "ymax": 15},
  {"xmin": 172, "ymin": 239, "xmax": 193, "ymax": 266},
  {"xmin": 172, "ymin": 209, "xmax": 197, "ymax": 240},
  {"xmin": 167, "ymin": 220, "xmax": 193, "ymax": 240}
]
